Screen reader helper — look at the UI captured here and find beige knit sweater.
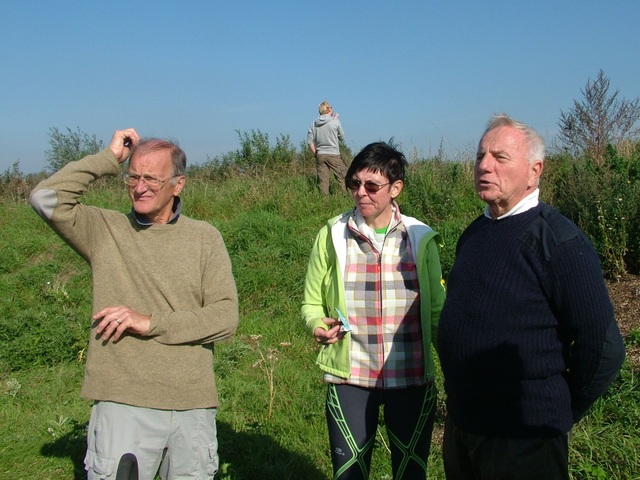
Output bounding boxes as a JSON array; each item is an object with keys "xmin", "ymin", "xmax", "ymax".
[{"xmin": 30, "ymin": 149, "xmax": 238, "ymax": 410}]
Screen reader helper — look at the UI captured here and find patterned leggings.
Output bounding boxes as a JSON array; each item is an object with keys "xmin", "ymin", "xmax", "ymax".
[{"xmin": 326, "ymin": 382, "xmax": 436, "ymax": 480}]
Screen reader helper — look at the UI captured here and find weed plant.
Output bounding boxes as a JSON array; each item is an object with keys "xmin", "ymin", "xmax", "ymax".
[
  {"xmin": 1, "ymin": 137, "xmax": 638, "ymax": 479},
  {"xmin": 402, "ymin": 157, "xmax": 483, "ymax": 276},
  {"xmin": 544, "ymin": 145, "xmax": 640, "ymax": 279}
]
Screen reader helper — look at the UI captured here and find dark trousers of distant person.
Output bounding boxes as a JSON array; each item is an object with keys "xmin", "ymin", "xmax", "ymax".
[
  {"xmin": 442, "ymin": 415, "xmax": 569, "ymax": 480},
  {"xmin": 316, "ymin": 154, "xmax": 346, "ymax": 196}
]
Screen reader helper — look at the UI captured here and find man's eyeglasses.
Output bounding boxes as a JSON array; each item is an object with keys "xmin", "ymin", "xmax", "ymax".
[
  {"xmin": 347, "ymin": 178, "xmax": 390, "ymax": 194},
  {"xmin": 123, "ymin": 174, "xmax": 178, "ymax": 191}
]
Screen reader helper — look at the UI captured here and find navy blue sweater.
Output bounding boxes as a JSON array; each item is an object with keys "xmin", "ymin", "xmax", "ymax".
[{"xmin": 437, "ymin": 203, "xmax": 625, "ymax": 438}]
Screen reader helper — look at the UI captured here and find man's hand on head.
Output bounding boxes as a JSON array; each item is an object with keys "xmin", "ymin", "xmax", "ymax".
[{"xmin": 109, "ymin": 128, "xmax": 141, "ymax": 163}]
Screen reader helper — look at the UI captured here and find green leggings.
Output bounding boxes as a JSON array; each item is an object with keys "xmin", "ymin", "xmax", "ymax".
[{"xmin": 326, "ymin": 383, "xmax": 436, "ymax": 480}]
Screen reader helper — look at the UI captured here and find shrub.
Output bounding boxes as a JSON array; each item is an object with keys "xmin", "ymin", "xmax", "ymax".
[
  {"xmin": 0, "ymin": 162, "xmax": 45, "ymax": 204},
  {"xmin": 45, "ymin": 126, "xmax": 104, "ymax": 173},
  {"xmin": 545, "ymin": 146, "xmax": 640, "ymax": 279},
  {"xmin": 401, "ymin": 157, "xmax": 483, "ymax": 277}
]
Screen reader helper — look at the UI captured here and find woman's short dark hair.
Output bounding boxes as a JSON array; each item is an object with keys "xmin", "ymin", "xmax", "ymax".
[{"xmin": 345, "ymin": 141, "xmax": 407, "ymax": 188}]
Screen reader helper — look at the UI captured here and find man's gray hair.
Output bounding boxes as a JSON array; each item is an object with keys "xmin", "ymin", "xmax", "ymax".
[
  {"xmin": 484, "ymin": 113, "xmax": 545, "ymax": 164},
  {"xmin": 130, "ymin": 138, "xmax": 187, "ymax": 185}
]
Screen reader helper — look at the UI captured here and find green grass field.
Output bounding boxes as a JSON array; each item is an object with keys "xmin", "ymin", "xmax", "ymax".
[{"xmin": 1, "ymin": 159, "xmax": 638, "ymax": 480}]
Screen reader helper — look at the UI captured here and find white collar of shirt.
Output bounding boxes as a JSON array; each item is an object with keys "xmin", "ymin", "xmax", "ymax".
[
  {"xmin": 483, "ymin": 188, "xmax": 540, "ymax": 220},
  {"xmin": 354, "ymin": 205, "xmax": 397, "ymax": 251}
]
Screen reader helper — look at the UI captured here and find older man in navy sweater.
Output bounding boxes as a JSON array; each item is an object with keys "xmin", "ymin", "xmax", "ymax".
[{"xmin": 437, "ymin": 114, "xmax": 625, "ymax": 480}]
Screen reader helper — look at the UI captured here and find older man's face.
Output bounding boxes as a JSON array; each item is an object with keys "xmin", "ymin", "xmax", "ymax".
[
  {"xmin": 128, "ymin": 150, "xmax": 184, "ymax": 224},
  {"xmin": 474, "ymin": 125, "xmax": 542, "ymax": 219}
]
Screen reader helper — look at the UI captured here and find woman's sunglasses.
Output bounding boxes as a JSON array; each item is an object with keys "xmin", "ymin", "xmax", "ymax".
[{"xmin": 347, "ymin": 179, "xmax": 390, "ymax": 194}]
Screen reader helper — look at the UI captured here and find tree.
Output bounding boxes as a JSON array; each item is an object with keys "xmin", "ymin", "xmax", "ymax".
[
  {"xmin": 557, "ymin": 69, "xmax": 640, "ymax": 164},
  {"xmin": 45, "ymin": 127, "xmax": 104, "ymax": 172}
]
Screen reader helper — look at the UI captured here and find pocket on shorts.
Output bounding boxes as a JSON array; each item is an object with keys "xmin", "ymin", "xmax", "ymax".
[
  {"xmin": 84, "ymin": 448, "xmax": 116, "ymax": 478},
  {"xmin": 84, "ymin": 403, "xmax": 116, "ymax": 478}
]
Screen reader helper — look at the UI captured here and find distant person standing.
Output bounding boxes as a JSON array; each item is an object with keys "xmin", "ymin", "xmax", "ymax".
[{"xmin": 307, "ymin": 101, "xmax": 346, "ymax": 195}]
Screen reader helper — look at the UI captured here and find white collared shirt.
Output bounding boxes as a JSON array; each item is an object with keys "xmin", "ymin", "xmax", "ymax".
[{"xmin": 483, "ymin": 188, "xmax": 540, "ymax": 220}]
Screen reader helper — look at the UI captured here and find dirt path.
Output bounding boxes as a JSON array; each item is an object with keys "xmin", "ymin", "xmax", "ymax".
[{"xmin": 608, "ymin": 274, "xmax": 640, "ymax": 366}]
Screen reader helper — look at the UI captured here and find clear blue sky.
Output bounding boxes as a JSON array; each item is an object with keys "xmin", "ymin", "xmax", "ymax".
[{"xmin": 2, "ymin": 1, "xmax": 639, "ymax": 173}]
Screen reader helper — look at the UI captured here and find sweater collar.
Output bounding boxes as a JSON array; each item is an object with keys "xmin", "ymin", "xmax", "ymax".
[{"xmin": 132, "ymin": 196, "xmax": 183, "ymax": 226}]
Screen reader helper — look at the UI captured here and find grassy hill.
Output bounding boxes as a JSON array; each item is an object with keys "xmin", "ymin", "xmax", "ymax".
[{"xmin": 1, "ymin": 152, "xmax": 638, "ymax": 479}]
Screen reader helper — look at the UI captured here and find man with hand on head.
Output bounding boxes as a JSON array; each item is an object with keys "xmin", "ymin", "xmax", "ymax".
[
  {"xmin": 436, "ymin": 114, "xmax": 625, "ymax": 480},
  {"xmin": 30, "ymin": 128, "xmax": 239, "ymax": 480}
]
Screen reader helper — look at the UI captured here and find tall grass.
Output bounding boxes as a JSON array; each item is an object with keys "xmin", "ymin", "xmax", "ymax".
[
  {"xmin": 543, "ymin": 144, "xmax": 640, "ymax": 279},
  {"xmin": 1, "ymin": 138, "xmax": 639, "ymax": 479}
]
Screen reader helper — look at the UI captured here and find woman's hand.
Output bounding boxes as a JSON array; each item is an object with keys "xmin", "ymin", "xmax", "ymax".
[{"xmin": 314, "ymin": 317, "xmax": 347, "ymax": 345}]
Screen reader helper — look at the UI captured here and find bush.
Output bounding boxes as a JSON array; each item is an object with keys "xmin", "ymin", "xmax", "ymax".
[
  {"xmin": 45, "ymin": 126, "xmax": 104, "ymax": 173},
  {"xmin": 402, "ymin": 157, "xmax": 483, "ymax": 277},
  {"xmin": 0, "ymin": 162, "xmax": 46, "ymax": 204},
  {"xmin": 544, "ymin": 146, "xmax": 640, "ymax": 279}
]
